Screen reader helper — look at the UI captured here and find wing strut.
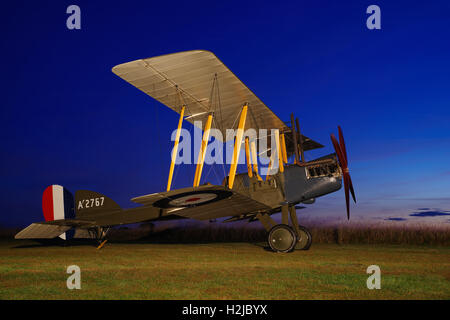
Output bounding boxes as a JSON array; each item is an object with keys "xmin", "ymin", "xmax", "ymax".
[
  {"xmin": 265, "ymin": 129, "xmax": 283, "ymax": 180},
  {"xmin": 228, "ymin": 104, "xmax": 248, "ymax": 189},
  {"xmin": 167, "ymin": 105, "xmax": 185, "ymax": 191},
  {"xmin": 250, "ymin": 140, "xmax": 263, "ymax": 181},
  {"xmin": 193, "ymin": 114, "xmax": 213, "ymax": 187},
  {"xmin": 265, "ymin": 158, "xmax": 272, "ymax": 181},
  {"xmin": 290, "ymin": 113, "xmax": 300, "ymax": 164},
  {"xmin": 244, "ymin": 137, "xmax": 253, "ymax": 178},
  {"xmin": 296, "ymin": 118, "xmax": 305, "ymax": 163},
  {"xmin": 275, "ymin": 130, "xmax": 284, "ymax": 173},
  {"xmin": 280, "ymin": 133, "xmax": 288, "ymax": 164}
]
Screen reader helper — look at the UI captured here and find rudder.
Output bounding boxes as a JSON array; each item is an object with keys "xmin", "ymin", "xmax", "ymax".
[{"xmin": 42, "ymin": 185, "xmax": 75, "ymax": 240}]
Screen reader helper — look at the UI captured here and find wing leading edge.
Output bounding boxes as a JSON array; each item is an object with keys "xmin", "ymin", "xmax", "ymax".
[{"xmin": 112, "ymin": 50, "xmax": 322, "ymax": 151}]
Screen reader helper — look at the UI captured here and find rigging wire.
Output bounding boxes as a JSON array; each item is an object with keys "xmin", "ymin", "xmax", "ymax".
[
  {"xmin": 181, "ymin": 94, "xmax": 196, "ymax": 186},
  {"xmin": 171, "ymin": 86, "xmax": 183, "ymax": 188},
  {"xmin": 204, "ymin": 74, "xmax": 222, "ymax": 185},
  {"xmin": 152, "ymin": 82, "xmax": 165, "ymax": 188},
  {"xmin": 210, "ymin": 74, "xmax": 227, "ymax": 183}
]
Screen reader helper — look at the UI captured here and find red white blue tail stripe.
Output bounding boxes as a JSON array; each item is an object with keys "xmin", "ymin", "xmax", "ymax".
[{"xmin": 42, "ymin": 185, "xmax": 75, "ymax": 240}]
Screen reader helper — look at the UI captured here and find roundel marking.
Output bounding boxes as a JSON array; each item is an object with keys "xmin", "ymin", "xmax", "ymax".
[
  {"xmin": 168, "ymin": 193, "xmax": 218, "ymax": 207},
  {"xmin": 42, "ymin": 185, "xmax": 76, "ymax": 240},
  {"xmin": 153, "ymin": 190, "xmax": 233, "ymax": 209}
]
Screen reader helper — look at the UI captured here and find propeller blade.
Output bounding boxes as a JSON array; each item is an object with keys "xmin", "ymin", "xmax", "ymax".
[
  {"xmin": 339, "ymin": 127, "xmax": 356, "ymax": 203},
  {"xmin": 343, "ymin": 173, "xmax": 350, "ymax": 220},
  {"xmin": 330, "ymin": 134, "xmax": 346, "ymax": 169},
  {"xmin": 331, "ymin": 128, "xmax": 355, "ymax": 220},
  {"xmin": 338, "ymin": 126, "xmax": 348, "ymax": 164},
  {"xmin": 348, "ymin": 174, "xmax": 356, "ymax": 203}
]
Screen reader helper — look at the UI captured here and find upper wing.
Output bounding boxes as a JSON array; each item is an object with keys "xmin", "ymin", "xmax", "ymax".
[
  {"xmin": 132, "ymin": 184, "xmax": 271, "ymax": 221},
  {"xmin": 112, "ymin": 50, "xmax": 287, "ymax": 141},
  {"xmin": 283, "ymin": 126, "xmax": 324, "ymax": 154}
]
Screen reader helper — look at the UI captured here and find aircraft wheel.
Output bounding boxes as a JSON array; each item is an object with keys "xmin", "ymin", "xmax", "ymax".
[
  {"xmin": 268, "ymin": 224, "xmax": 297, "ymax": 253},
  {"xmin": 294, "ymin": 225, "xmax": 312, "ymax": 250}
]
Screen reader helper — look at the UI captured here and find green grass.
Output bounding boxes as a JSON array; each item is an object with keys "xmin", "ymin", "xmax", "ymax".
[{"xmin": 0, "ymin": 240, "xmax": 449, "ymax": 299}]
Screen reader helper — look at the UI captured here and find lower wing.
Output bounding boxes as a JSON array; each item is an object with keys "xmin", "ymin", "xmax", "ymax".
[{"xmin": 132, "ymin": 184, "xmax": 271, "ymax": 221}]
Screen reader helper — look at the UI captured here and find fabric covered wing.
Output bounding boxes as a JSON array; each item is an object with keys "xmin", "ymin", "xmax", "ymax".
[
  {"xmin": 283, "ymin": 127, "xmax": 324, "ymax": 153},
  {"xmin": 132, "ymin": 184, "xmax": 270, "ymax": 221},
  {"xmin": 112, "ymin": 50, "xmax": 287, "ymax": 141},
  {"xmin": 166, "ymin": 191, "xmax": 269, "ymax": 220}
]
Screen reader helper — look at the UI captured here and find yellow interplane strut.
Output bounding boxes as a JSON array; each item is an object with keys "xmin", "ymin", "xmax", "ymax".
[
  {"xmin": 250, "ymin": 140, "xmax": 263, "ymax": 181},
  {"xmin": 280, "ymin": 133, "xmax": 288, "ymax": 164},
  {"xmin": 275, "ymin": 130, "xmax": 284, "ymax": 173},
  {"xmin": 193, "ymin": 114, "xmax": 213, "ymax": 187},
  {"xmin": 244, "ymin": 137, "xmax": 253, "ymax": 178},
  {"xmin": 228, "ymin": 105, "xmax": 248, "ymax": 189},
  {"xmin": 266, "ymin": 129, "xmax": 282, "ymax": 181},
  {"xmin": 265, "ymin": 158, "xmax": 272, "ymax": 181},
  {"xmin": 167, "ymin": 106, "xmax": 185, "ymax": 191}
]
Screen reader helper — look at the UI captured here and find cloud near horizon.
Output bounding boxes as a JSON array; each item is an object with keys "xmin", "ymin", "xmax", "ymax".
[
  {"xmin": 409, "ymin": 208, "xmax": 450, "ymax": 217},
  {"xmin": 384, "ymin": 217, "xmax": 407, "ymax": 221}
]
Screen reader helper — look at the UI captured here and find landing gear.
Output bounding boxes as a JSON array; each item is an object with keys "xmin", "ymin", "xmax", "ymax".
[
  {"xmin": 256, "ymin": 205, "xmax": 312, "ymax": 253},
  {"xmin": 268, "ymin": 224, "xmax": 297, "ymax": 253},
  {"xmin": 294, "ymin": 225, "xmax": 312, "ymax": 250},
  {"xmin": 88, "ymin": 226, "xmax": 110, "ymax": 249}
]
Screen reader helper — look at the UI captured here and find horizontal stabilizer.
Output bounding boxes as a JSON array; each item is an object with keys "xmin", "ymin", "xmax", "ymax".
[
  {"xmin": 44, "ymin": 219, "xmax": 96, "ymax": 227},
  {"xmin": 15, "ymin": 223, "xmax": 72, "ymax": 239}
]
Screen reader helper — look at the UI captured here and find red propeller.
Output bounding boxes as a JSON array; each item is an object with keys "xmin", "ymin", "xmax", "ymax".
[{"xmin": 330, "ymin": 126, "xmax": 356, "ymax": 219}]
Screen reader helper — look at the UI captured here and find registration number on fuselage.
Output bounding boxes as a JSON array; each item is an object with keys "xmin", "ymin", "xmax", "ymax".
[{"xmin": 78, "ymin": 197, "xmax": 105, "ymax": 210}]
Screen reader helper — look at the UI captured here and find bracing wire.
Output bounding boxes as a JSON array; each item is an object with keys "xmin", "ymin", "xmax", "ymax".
[{"xmin": 171, "ymin": 86, "xmax": 183, "ymax": 188}]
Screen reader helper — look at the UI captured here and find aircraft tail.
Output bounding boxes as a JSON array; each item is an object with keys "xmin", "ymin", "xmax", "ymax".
[
  {"xmin": 15, "ymin": 186, "xmax": 122, "ymax": 240},
  {"xmin": 74, "ymin": 190, "xmax": 122, "ymax": 219},
  {"xmin": 42, "ymin": 185, "xmax": 76, "ymax": 240}
]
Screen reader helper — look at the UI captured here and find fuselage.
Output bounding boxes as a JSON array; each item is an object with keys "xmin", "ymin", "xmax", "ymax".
[
  {"xmin": 231, "ymin": 155, "xmax": 342, "ymax": 211},
  {"xmin": 66, "ymin": 155, "xmax": 343, "ymax": 227}
]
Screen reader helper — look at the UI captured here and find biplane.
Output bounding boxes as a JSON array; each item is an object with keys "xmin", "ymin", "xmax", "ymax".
[{"xmin": 15, "ymin": 50, "xmax": 356, "ymax": 253}]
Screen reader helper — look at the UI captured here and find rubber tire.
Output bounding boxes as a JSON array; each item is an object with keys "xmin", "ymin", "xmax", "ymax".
[
  {"xmin": 268, "ymin": 224, "xmax": 297, "ymax": 253},
  {"xmin": 294, "ymin": 225, "xmax": 312, "ymax": 250}
]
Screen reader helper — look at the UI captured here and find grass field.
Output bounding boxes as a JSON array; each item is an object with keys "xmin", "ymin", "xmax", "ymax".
[{"xmin": 0, "ymin": 240, "xmax": 449, "ymax": 299}]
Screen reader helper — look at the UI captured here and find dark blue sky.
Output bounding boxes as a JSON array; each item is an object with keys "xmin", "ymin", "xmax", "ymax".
[{"xmin": 1, "ymin": 1, "xmax": 449, "ymax": 226}]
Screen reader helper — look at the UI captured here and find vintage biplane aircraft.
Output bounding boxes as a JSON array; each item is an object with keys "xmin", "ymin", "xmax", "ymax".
[{"xmin": 15, "ymin": 50, "xmax": 356, "ymax": 252}]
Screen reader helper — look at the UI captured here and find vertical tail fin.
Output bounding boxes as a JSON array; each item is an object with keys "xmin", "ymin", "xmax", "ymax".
[
  {"xmin": 42, "ymin": 185, "xmax": 75, "ymax": 240},
  {"xmin": 75, "ymin": 190, "xmax": 122, "ymax": 219}
]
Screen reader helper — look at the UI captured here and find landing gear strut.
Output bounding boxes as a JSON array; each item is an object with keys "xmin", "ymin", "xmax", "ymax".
[
  {"xmin": 257, "ymin": 205, "xmax": 312, "ymax": 253},
  {"xmin": 88, "ymin": 226, "xmax": 110, "ymax": 249}
]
